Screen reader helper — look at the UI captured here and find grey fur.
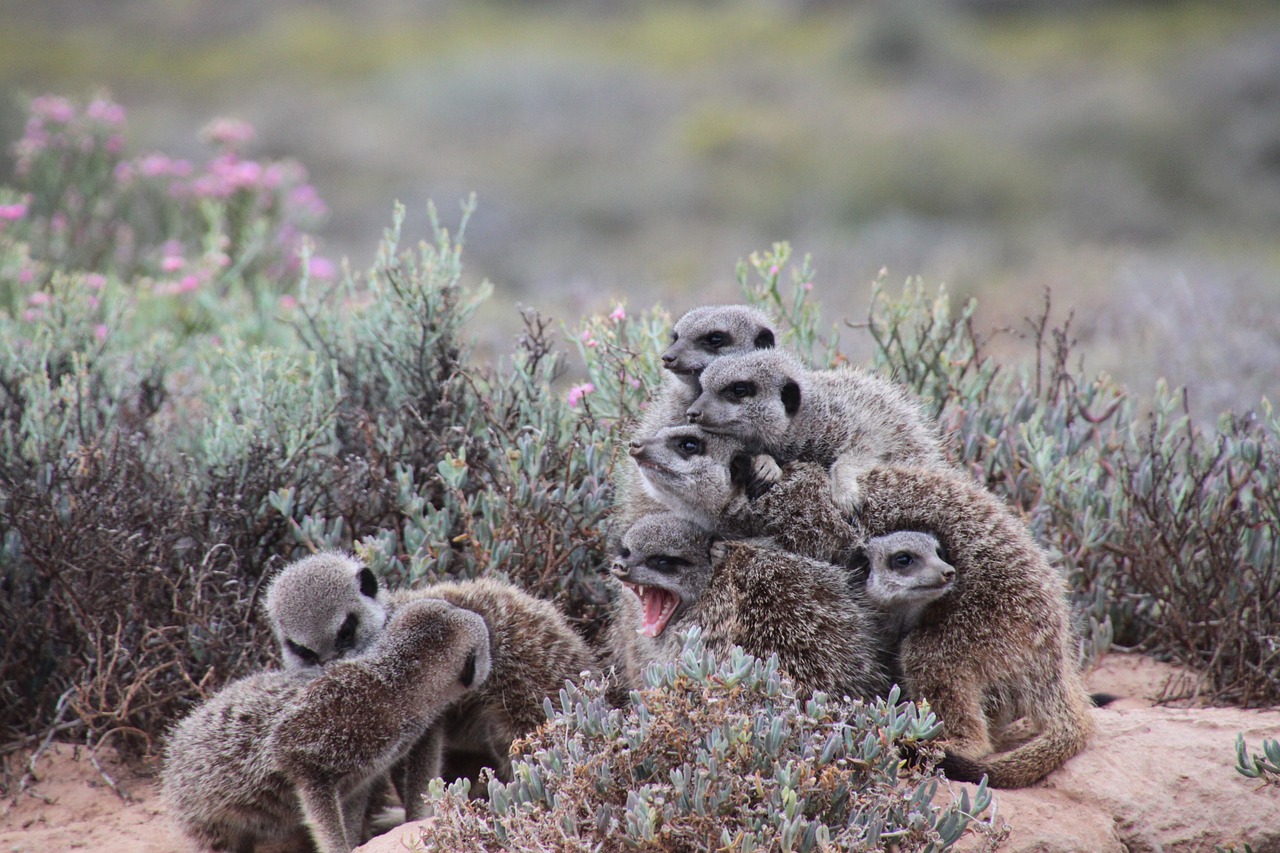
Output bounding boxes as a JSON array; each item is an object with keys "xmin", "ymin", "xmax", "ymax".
[
  {"xmin": 387, "ymin": 579, "xmax": 597, "ymax": 797},
  {"xmin": 264, "ymin": 550, "xmax": 388, "ymax": 672},
  {"xmin": 608, "ymin": 512, "xmax": 890, "ymax": 700},
  {"xmin": 624, "ymin": 424, "xmax": 759, "ymax": 531},
  {"xmin": 856, "ymin": 530, "xmax": 956, "ymax": 640},
  {"xmin": 613, "ymin": 304, "xmax": 778, "ymax": 541},
  {"xmin": 687, "ymin": 348, "xmax": 949, "ymax": 510},
  {"xmin": 161, "ymin": 598, "xmax": 491, "ymax": 853}
]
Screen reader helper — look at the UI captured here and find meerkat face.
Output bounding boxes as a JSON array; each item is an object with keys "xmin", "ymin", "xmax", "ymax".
[
  {"xmin": 612, "ymin": 514, "xmax": 714, "ymax": 638},
  {"xmin": 627, "ymin": 424, "xmax": 754, "ymax": 522},
  {"xmin": 857, "ymin": 530, "xmax": 956, "ymax": 612},
  {"xmin": 685, "ymin": 348, "xmax": 804, "ymax": 448},
  {"xmin": 662, "ymin": 305, "xmax": 776, "ymax": 388},
  {"xmin": 264, "ymin": 551, "xmax": 389, "ymax": 671}
]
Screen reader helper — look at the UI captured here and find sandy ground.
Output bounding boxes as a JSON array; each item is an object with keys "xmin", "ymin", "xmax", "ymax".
[{"xmin": 0, "ymin": 652, "xmax": 1216, "ymax": 852}]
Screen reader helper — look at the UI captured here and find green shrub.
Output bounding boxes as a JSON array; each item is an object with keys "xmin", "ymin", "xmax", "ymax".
[{"xmin": 417, "ymin": 629, "xmax": 1003, "ymax": 852}]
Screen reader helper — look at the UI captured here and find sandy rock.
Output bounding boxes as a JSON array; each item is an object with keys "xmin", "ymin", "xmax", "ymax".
[{"xmin": 956, "ymin": 704, "xmax": 1280, "ymax": 853}]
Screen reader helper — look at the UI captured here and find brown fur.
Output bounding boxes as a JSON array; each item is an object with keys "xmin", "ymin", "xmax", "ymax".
[
  {"xmin": 388, "ymin": 579, "xmax": 598, "ymax": 792},
  {"xmin": 162, "ymin": 598, "xmax": 490, "ymax": 853},
  {"xmin": 688, "ymin": 348, "xmax": 950, "ymax": 511},
  {"xmin": 852, "ymin": 465, "xmax": 1094, "ymax": 788},
  {"xmin": 609, "ymin": 513, "xmax": 890, "ymax": 700}
]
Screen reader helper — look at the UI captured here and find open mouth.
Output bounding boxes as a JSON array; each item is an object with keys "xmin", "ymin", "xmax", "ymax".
[{"xmin": 624, "ymin": 583, "xmax": 680, "ymax": 638}]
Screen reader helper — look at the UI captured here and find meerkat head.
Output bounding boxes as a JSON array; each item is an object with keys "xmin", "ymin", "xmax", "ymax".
[
  {"xmin": 612, "ymin": 513, "xmax": 715, "ymax": 639},
  {"xmin": 853, "ymin": 530, "xmax": 955, "ymax": 631},
  {"xmin": 686, "ymin": 348, "xmax": 807, "ymax": 449},
  {"xmin": 392, "ymin": 597, "xmax": 493, "ymax": 693},
  {"xmin": 662, "ymin": 305, "xmax": 777, "ymax": 389},
  {"xmin": 264, "ymin": 551, "xmax": 389, "ymax": 671},
  {"xmin": 627, "ymin": 424, "xmax": 755, "ymax": 527}
]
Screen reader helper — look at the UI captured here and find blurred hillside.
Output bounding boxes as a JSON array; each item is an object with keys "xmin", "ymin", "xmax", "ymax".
[{"xmin": 2, "ymin": 0, "xmax": 1278, "ymax": 419}]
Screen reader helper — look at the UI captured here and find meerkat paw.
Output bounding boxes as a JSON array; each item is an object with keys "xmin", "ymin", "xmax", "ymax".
[
  {"xmin": 747, "ymin": 454, "xmax": 781, "ymax": 500},
  {"xmin": 709, "ymin": 537, "xmax": 729, "ymax": 562},
  {"xmin": 828, "ymin": 460, "xmax": 864, "ymax": 513}
]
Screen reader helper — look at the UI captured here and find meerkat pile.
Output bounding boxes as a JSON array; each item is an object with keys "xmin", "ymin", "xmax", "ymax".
[
  {"xmin": 162, "ymin": 551, "xmax": 594, "ymax": 851},
  {"xmin": 606, "ymin": 302, "xmax": 1096, "ymax": 788}
]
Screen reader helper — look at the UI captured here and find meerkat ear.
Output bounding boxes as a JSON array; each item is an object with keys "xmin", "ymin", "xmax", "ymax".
[
  {"xmin": 357, "ymin": 566, "xmax": 379, "ymax": 599},
  {"xmin": 781, "ymin": 380, "xmax": 801, "ymax": 416},
  {"xmin": 847, "ymin": 548, "xmax": 870, "ymax": 577},
  {"xmin": 754, "ymin": 328, "xmax": 775, "ymax": 349},
  {"xmin": 728, "ymin": 452, "xmax": 754, "ymax": 490}
]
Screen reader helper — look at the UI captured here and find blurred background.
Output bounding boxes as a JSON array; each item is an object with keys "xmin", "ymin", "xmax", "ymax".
[{"xmin": 3, "ymin": 0, "xmax": 1278, "ymax": 419}]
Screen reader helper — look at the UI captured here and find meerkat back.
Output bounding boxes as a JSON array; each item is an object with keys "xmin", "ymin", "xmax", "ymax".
[
  {"xmin": 264, "ymin": 550, "xmax": 389, "ymax": 672},
  {"xmin": 271, "ymin": 597, "xmax": 492, "ymax": 853},
  {"xmin": 161, "ymin": 669, "xmax": 312, "ymax": 853}
]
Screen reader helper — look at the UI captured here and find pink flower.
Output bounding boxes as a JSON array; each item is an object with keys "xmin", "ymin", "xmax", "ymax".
[
  {"xmin": 0, "ymin": 203, "xmax": 26, "ymax": 221},
  {"xmin": 177, "ymin": 274, "xmax": 201, "ymax": 293},
  {"xmin": 580, "ymin": 329, "xmax": 598, "ymax": 348},
  {"xmin": 286, "ymin": 184, "xmax": 328, "ymax": 221},
  {"xmin": 279, "ymin": 295, "xmax": 299, "ymax": 310},
  {"xmin": 305, "ymin": 256, "xmax": 336, "ymax": 281},
  {"xmin": 567, "ymin": 382, "xmax": 595, "ymax": 408},
  {"xmin": 94, "ymin": 324, "xmax": 109, "ymax": 342},
  {"xmin": 22, "ymin": 309, "xmax": 42, "ymax": 322},
  {"xmin": 83, "ymin": 273, "xmax": 106, "ymax": 290},
  {"xmin": 31, "ymin": 95, "xmax": 75, "ymax": 124},
  {"xmin": 161, "ymin": 255, "xmax": 185, "ymax": 273},
  {"xmin": 768, "ymin": 264, "xmax": 780, "ymax": 276},
  {"xmin": 27, "ymin": 292, "xmax": 51, "ymax": 306},
  {"xmin": 609, "ymin": 304, "xmax": 626, "ymax": 322},
  {"xmin": 201, "ymin": 117, "xmax": 256, "ymax": 149},
  {"xmin": 86, "ymin": 99, "xmax": 126, "ymax": 126}
]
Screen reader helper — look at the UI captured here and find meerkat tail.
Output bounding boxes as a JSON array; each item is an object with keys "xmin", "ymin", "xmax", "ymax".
[{"xmin": 940, "ymin": 707, "xmax": 1094, "ymax": 788}]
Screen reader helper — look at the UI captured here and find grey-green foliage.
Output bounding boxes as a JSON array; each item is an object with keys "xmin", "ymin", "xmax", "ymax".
[
  {"xmin": 1235, "ymin": 734, "xmax": 1280, "ymax": 786},
  {"xmin": 419, "ymin": 629, "xmax": 1002, "ymax": 853},
  {"xmin": 732, "ymin": 246, "xmax": 1279, "ymax": 705}
]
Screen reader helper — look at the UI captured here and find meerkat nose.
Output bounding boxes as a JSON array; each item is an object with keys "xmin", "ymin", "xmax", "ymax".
[
  {"xmin": 686, "ymin": 410, "xmax": 701, "ymax": 423},
  {"xmin": 628, "ymin": 440, "xmax": 644, "ymax": 456},
  {"xmin": 661, "ymin": 352, "xmax": 676, "ymax": 365}
]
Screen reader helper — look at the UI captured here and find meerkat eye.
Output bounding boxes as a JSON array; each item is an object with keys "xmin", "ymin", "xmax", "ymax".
[
  {"xmin": 650, "ymin": 555, "xmax": 687, "ymax": 572},
  {"xmin": 726, "ymin": 381, "xmax": 756, "ymax": 399},
  {"xmin": 703, "ymin": 331, "xmax": 728, "ymax": 348},
  {"xmin": 891, "ymin": 552, "xmax": 915, "ymax": 569},
  {"xmin": 936, "ymin": 547, "xmax": 947, "ymax": 561},
  {"xmin": 286, "ymin": 640, "xmax": 320, "ymax": 667},
  {"xmin": 670, "ymin": 332, "xmax": 679, "ymax": 344},
  {"xmin": 334, "ymin": 613, "xmax": 359, "ymax": 652},
  {"xmin": 675, "ymin": 437, "xmax": 703, "ymax": 456}
]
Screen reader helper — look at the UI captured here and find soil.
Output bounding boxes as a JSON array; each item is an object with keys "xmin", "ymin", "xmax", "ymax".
[{"xmin": 0, "ymin": 653, "xmax": 1262, "ymax": 852}]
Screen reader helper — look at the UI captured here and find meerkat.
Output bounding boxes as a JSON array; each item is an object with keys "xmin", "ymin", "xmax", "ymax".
[
  {"xmin": 264, "ymin": 550, "xmax": 389, "ymax": 672},
  {"xmin": 853, "ymin": 529, "xmax": 957, "ymax": 641},
  {"xmin": 612, "ymin": 304, "xmax": 778, "ymax": 541},
  {"xmin": 387, "ymin": 578, "xmax": 597, "ymax": 797},
  {"xmin": 625, "ymin": 425, "xmax": 856, "ymax": 565},
  {"xmin": 608, "ymin": 512, "xmax": 891, "ymax": 700},
  {"xmin": 161, "ymin": 597, "xmax": 491, "ymax": 853},
  {"xmin": 849, "ymin": 465, "xmax": 1095, "ymax": 789},
  {"xmin": 686, "ymin": 347, "xmax": 949, "ymax": 512}
]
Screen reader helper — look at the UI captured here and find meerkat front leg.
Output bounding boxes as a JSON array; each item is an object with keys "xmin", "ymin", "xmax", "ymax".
[
  {"xmin": 828, "ymin": 454, "xmax": 865, "ymax": 513},
  {"xmin": 295, "ymin": 776, "xmax": 355, "ymax": 853},
  {"xmin": 400, "ymin": 724, "xmax": 446, "ymax": 821}
]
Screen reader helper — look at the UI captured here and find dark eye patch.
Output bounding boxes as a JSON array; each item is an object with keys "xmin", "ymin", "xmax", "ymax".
[
  {"xmin": 335, "ymin": 613, "xmax": 359, "ymax": 652},
  {"xmin": 649, "ymin": 555, "xmax": 689, "ymax": 572},
  {"xmin": 674, "ymin": 436, "xmax": 703, "ymax": 456},
  {"xmin": 891, "ymin": 552, "xmax": 915, "ymax": 569},
  {"xmin": 726, "ymin": 381, "xmax": 756, "ymax": 399},
  {"xmin": 703, "ymin": 331, "xmax": 729, "ymax": 348},
  {"xmin": 618, "ymin": 546, "xmax": 631, "ymax": 559},
  {"xmin": 286, "ymin": 640, "xmax": 320, "ymax": 667},
  {"xmin": 460, "ymin": 649, "xmax": 478, "ymax": 688}
]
